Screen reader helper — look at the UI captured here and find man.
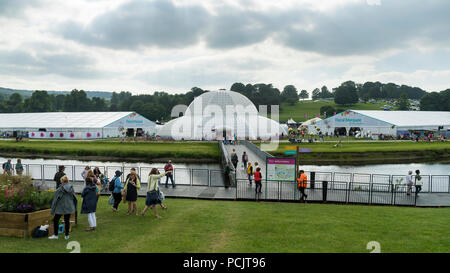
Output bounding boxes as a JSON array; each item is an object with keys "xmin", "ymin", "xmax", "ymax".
[
  {"xmin": 53, "ymin": 165, "xmax": 66, "ymax": 189},
  {"xmin": 242, "ymin": 151, "xmax": 248, "ymax": 170},
  {"xmin": 297, "ymin": 170, "xmax": 308, "ymax": 202},
  {"xmin": 2, "ymin": 159, "xmax": 13, "ymax": 175},
  {"xmin": 224, "ymin": 162, "xmax": 231, "ymax": 188},
  {"xmin": 164, "ymin": 160, "xmax": 175, "ymax": 188},
  {"xmin": 231, "ymin": 149, "xmax": 238, "ymax": 170},
  {"xmin": 405, "ymin": 170, "xmax": 413, "ymax": 196}
]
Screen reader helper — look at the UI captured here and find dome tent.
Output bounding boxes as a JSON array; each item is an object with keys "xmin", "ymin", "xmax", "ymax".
[{"xmin": 157, "ymin": 90, "xmax": 287, "ymax": 140}]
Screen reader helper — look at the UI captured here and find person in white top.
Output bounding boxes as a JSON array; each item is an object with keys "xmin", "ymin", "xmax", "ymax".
[
  {"xmin": 406, "ymin": 170, "xmax": 413, "ymax": 196},
  {"xmin": 141, "ymin": 168, "xmax": 170, "ymax": 218}
]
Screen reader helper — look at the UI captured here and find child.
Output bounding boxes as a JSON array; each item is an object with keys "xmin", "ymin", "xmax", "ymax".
[{"xmin": 81, "ymin": 177, "xmax": 98, "ymax": 231}]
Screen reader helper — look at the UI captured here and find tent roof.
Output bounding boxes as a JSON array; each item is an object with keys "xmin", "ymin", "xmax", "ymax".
[
  {"xmin": 352, "ymin": 110, "xmax": 450, "ymax": 127},
  {"xmin": 0, "ymin": 112, "xmax": 148, "ymax": 129},
  {"xmin": 287, "ymin": 118, "xmax": 296, "ymax": 124}
]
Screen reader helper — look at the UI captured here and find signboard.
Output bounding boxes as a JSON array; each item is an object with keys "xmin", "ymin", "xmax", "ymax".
[{"xmin": 266, "ymin": 158, "xmax": 296, "ymax": 182}]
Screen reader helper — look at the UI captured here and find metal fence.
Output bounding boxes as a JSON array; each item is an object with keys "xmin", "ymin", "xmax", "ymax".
[
  {"xmin": 236, "ymin": 179, "xmax": 419, "ymax": 206},
  {"xmin": 10, "ymin": 163, "xmax": 225, "ymax": 188}
]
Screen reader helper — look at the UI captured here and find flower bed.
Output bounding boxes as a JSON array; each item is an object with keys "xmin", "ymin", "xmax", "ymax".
[{"xmin": 0, "ymin": 174, "xmax": 57, "ymax": 237}]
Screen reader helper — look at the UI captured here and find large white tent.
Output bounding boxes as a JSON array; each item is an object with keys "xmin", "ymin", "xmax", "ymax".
[
  {"xmin": 309, "ymin": 110, "xmax": 450, "ymax": 137},
  {"xmin": 0, "ymin": 112, "xmax": 156, "ymax": 139},
  {"xmin": 157, "ymin": 90, "xmax": 287, "ymax": 140}
]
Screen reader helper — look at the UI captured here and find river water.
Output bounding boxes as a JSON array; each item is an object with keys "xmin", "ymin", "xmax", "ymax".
[{"xmin": 1, "ymin": 157, "xmax": 448, "ymax": 176}]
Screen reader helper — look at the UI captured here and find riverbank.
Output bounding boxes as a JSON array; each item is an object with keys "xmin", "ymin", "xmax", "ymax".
[
  {"xmin": 259, "ymin": 141, "xmax": 450, "ymax": 165},
  {"xmin": 0, "ymin": 141, "xmax": 221, "ymax": 163}
]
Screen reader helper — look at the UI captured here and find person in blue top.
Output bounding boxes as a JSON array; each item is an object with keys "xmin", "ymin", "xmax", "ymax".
[{"xmin": 111, "ymin": 170, "xmax": 123, "ymax": 212}]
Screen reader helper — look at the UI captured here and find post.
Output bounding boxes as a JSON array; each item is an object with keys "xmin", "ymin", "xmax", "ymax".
[{"xmin": 322, "ymin": 180, "xmax": 328, "ymax": 203}]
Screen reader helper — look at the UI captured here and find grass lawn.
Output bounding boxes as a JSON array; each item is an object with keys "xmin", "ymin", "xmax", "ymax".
[
  {"xmin": 0, "ymin": 196, "xmax": 448, "ymax": 253},
  {"xmin": 261, "ymin": 141, "xmax": 450, "ymax": 155},
  {"xmin": 278, "ymin": 100, "xmax": 388, "ymax": 122},
  {"xmin": 0, "ymin": 140, "xmax": 221, "ymax": 161}
]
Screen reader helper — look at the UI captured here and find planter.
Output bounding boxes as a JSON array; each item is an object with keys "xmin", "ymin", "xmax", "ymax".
[{"xmin": 0, "ymin": 209, "xmax": 77, "ymax": 238}]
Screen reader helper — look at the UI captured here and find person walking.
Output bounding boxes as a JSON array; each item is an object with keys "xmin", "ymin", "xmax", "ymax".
[
  {"xmin": 254, "ymin": 167, "xmax": 262, "ymax": 200},
  {"xmin": 81, "ymin": 177, "xmax": 98, "ymax": 231},
  {"xmin": 231, "ymin": 149, "xmax": 238, "ymax": 170},
  {"xmin": 414, "ymin": 169, "xmax": 422, "ymax": 197},
  {"xmin": 297, "ymin": 170, "xmax": 308, "ymax": 202},
  {"xmin": 15, "ymin": 159, "xmax": 24, "ymax": 176},
  {"xmin": 406, "ymin": 170, "xmax": 413, "ymax": 196},
  {"xmin": 141, "ymin": 168, "xmax": 169, "ymax": 218},
  {"xmin": 93, "ymin": 167, "xmax": 102, "ymax": 178},
  {"xmin": 81, "ymin": 166, "xmax": 90, "ymax": 180},
  {"xmin": 123, "ymin": 170, "xmax": 141, "ymax": 215},
  {"xmin": 48, "ymin": 175, "xmax": 77, "ymax": 240},
  {"xmin": 53, "ymin": 165, "xmax": 66, "ymax": 189},
  {"xmin": 164, "ymin": 160, "xmax": 175, "ymax": 188},
  {"xmin": 224, "ymin": 162, "xmax": 231, "ymax": 188},
  {"xmin": 242, "ymin": 151, "xmax": 248, "ymax": 170},
  {"xmin": 111, "ymin": 170, "xmax": 123, "ymax": 212},
  {"xmin": 2, "ymin": 159, "xmax": 13, "ymax": 175},
  {"xmin": 247, "ymin": 162, "xmax": 254, "ymax": 186}
]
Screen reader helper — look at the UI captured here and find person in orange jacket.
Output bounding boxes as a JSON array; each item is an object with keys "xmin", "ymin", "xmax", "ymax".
[{"xmin": 297, "ymin": 170, "xmax": 308, "ymax": 201}]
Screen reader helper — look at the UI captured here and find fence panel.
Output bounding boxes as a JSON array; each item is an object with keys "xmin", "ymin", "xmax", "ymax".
[
  {"xmin": 27, "ymin": 164, "xmax": 42, "ymax": 180},
  {"xmin": 173, "ymin": 168, "xmax": 191, "ymax": 186},
  {"xmin": 263, "ymin": 180, "xmax": 279, "ymax": 201},
  {"xmin": 280, "ymin": 182, "xmax": 296, "ymax": 201},
  {"xmin": 370, "ymin": 183, "xmax": 393, "ymax": 205},
  {"xmin": 333, "ymin": 172, "xmax": 352, "ymax": 183},
  {"xmin": 210, "ymin": 170, "xmax": 224, "ymax": 187},
  {"xmin": 43, "ymin": 165, "xmax": 57, "ymax": 181},
  {"xmin": 325, "ymin": 182, "xmax": 348, "ymax": 203},
  {"xmin": 192, "ymin": 169, "xmax": 209, "ymax": 186},
  {"xmin": 419, "ymin": 175, "xmax": 431, "ymax": 193},
  {"xmin": 74, "ymin": 165, "xmax": 86, "ymax": 182},
  {"xmin": 431, "ymin": 175, "xmax": 450, "ymax": 193},
  {"xmin": 236, "ymin": 179, "xmax": 256, "ymax": 199},
  {"xmin": 393, "ymin": 185, "xmax": 416, "ymax": 206},
  {"xmin": 353, "ymin": 173, "xmax": 371, "ymax": 183},
  {"xmin": 348, "ymin": 182, "xmax": 370, "ymax": 204},
  {"xmin": 372, "ymin": 174, "xmax": 391, "ymax": 184}
]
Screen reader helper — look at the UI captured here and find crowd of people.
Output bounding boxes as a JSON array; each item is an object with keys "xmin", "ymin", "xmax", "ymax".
[{"xmin": 31, "ymin": 160, "xmax": 175, "ymax": 240}]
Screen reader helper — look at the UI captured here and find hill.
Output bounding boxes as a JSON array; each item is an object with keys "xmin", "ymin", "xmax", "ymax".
[{"xmin": 0, "ymin": 87, "xmax": 113, "ymax": 100}]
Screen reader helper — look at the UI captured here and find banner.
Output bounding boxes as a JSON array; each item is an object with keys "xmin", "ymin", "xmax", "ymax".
[{"xmin": 29, "ymin": 131, "xmax": 103, "ymax": 139}]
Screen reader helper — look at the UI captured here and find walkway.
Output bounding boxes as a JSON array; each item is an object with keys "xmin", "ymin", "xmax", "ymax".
[{"xmin": 223, "ymin": 142, "xmax": 267, "ymax": 180}]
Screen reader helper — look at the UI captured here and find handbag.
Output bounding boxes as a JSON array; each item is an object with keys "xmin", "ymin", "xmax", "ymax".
[{"xmin": 108, "ymin": 194, "xmax": 115, "ymax": 205}]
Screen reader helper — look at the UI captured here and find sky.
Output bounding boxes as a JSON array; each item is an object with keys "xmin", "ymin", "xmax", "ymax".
[{"xmin": 0, "ymin": 0, "xmax": 449, "ymax": 95}]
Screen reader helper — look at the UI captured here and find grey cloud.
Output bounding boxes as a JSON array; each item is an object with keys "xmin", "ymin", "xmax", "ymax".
[
  {"xmin": 0, "ymin": 0, "xmax": 42, "ymax": 17},
  {"xmin": 58, "ymin": 0, "xmax": 209, "ymax": 49},
  {"xmin": 0, "ymin": 49, "xmax": 104, "ymax": 78},
  {"xmin": 55, "ymin": 0, "xmax": 450, "ymax": 56}
]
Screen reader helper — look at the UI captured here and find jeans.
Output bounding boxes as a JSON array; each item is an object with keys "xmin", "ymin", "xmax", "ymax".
[
  {"xmin": 165, "ymin": 174, "xmax": 175, "ymax": 187},
  {"xmin": 53, "ymin": 214, "xmax": 70, "ymax": 236},
  {"xmin": 415, "ymin": 185, "xmax": 422, "ymax": 196},
  {"xmin": 299, "ymin": 187, "xmax": 307, "ymax": 200},
  {"xmin": 255, "ymin": 180, "xmax": 262, "ymax": 193},
  {"xmin": 113, "ymin": 192, "xmax": 122, "ymax": 209}
]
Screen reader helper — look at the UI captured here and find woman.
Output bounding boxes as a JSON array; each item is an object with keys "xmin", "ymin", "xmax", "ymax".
[
  {"xmin": 87, "ymin": 169, "xmax": 101, "ymax": 199},
  {"xmin": 81, "ymin": 177, "xmax": 98, "ymax": 231},
  {"xmin": 15, "ymin": 159, "xmax": 24, "ymax": 176},
  {"xmin": 123, "ymin": 170, "xmax": 141, "ymax": 215},
  {"xmin": 254, "ymin": 167, "xmax": 262, "ymax": 198},
  {"xmin": 93, "ymin": 167, "xmax": 102, "ymax": 178},
  {"xmin": 415, "ymin": 169, "xmax": 423, "ymax": 196},
  {"xmin": 111, "ymin": 170, "xmax": 123, "ymax": 212},
  {"xmin": 247, "ymin": 162, "xmax": 253, "ymax": 186},
  {"xmin": 141, "ymin": 168, "xmax": 169, "ymax": 218},
  {"xmin": 81, "ymin": 166, "xmax": 90, "ymax": 180},
  {"xmin": 48, "ymin": 175, "xmax": 77, "ymax": 240}
]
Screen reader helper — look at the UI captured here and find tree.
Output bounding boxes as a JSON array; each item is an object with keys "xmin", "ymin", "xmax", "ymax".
[
  {"xmin": 91, "ymin": 97, "xmax": 108, "ymax": 111},
  {"xmin": 320, "ymin": 86, "xmax": 333, "ymax": 99},
  {"xmin": 311, "ymin": 88, "xmax": 320, "ymax": 100},
  {"xmin": 6, "ymin": 93, "xmax": 23, "ymax": 112},
  {"xmin": 299, "ymin": 90, "xmax": 308, "ymax": 100},
  {"xmin": 281, "ymin": 85, "xmax": 298, "ymax": 105},
  {"xmin": 420, "ymin": 89, "xmax": 450, "ymax": 111},
  {"xmin": 23, "ymin": 91, "xmax": 54, "ymax": 112},
  {"xmin": 334, "ymin": 81, "xmax": 359, "ymax": 105},
  {"xmin": 62, "ymin": 89, "xmax": 92, "ymax": 111},
  {"xmin": 397, "ymin": 93, "xmax": 410, "ymax": 110}
]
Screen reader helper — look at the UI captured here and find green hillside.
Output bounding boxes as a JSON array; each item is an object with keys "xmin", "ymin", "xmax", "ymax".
[{"xmin": 278, "ymin": 100, "xmax": 391, "ymax": 122}]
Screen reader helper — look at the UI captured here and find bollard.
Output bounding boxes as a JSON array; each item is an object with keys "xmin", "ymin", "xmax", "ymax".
[
  {"xmin": 322, "ymin": 181, "xmax": 328, "ymax": 203},
  {"xmin": 310, "ymin": 172, "xmax": 315, "ymax": 189}
]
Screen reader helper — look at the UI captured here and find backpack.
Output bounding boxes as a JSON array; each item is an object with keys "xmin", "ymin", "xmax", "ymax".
[
  {"xmin": 231, "ymin": 153, "xmax": 238, "ymax": 162},
  {"xmin": 108, "ymin": 177, "xmax": 117, "ymax": 192},
  {"xmin": 243, "ymin": 154, "xmax": 248, "ymax": 162}
]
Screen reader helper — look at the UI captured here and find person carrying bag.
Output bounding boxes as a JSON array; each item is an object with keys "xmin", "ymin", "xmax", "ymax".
[{"xmin": 141, "ymin": 168, "xmax": 169, "ymax": 218}]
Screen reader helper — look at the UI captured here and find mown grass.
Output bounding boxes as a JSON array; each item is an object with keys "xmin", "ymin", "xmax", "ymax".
[
  {"xmin": 278, "ymin": 100, "xmax": 387, "ymax": 122},
  {"xmin": 261, "ymin": 141, "xmax": 450, "ymax": 155},
  {"xmin": 0, "ymin": 140, "xmax": 221, "ymax": 161},
  {"xmin": 0, "ymin": 196, "xmax": 448, "ymax": 253}
]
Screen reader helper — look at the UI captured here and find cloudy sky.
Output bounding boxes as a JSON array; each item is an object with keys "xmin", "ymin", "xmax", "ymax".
[{"xmin": 0, "ymin": 0, "xmax": 449, "ymax": 94}]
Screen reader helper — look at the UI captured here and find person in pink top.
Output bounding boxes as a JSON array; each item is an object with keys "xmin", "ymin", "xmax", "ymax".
[{"xmin": 164, "ymin": 160, "xmax": 175, "ymax": 188}]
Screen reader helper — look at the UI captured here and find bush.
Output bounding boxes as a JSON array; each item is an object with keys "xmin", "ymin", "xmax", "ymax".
[{"xmin": 0, "ymin": 174, "xmax": 53, "ymax": 213}]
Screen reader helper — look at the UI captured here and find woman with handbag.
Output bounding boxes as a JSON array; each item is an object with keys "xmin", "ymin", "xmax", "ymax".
[
  {"xmin": 141, "ymin": 168, "xmax": 169, "ymax": 218},
  {"xmin": 123, "ymin": 170, "xmax": 141, "ymax": 215}
]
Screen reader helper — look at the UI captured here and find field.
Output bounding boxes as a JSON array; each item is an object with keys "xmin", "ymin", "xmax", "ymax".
[
  {"xmin": 277, "ymin": 100, "xmax": 387, "ymax": 122},
  {"xmin": 0, "ymin": 196, "xmax": 448, "ymax": 253},
  {"xmin": 0, "ymin": 140, "xmax": 221, "ymax": 162}
]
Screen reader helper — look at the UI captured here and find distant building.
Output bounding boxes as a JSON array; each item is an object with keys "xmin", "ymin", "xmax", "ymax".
[
  {"xmin": 0, "ymin": 112, "xmax": 156, "ymax": 139},
  {"xmin": 309, "ymin": 110, "xmax": 450, "ymax": 137}
]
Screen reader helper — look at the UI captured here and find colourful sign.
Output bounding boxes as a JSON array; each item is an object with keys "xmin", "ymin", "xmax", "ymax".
[{"xmin": 266, "ymin": 158, "xmax": 296, "ymax": 181}]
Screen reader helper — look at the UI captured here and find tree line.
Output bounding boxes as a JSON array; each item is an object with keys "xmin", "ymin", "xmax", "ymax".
[{"xmin": 0, "ymin": 81, "xmax": 448, "ymax": 122}]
